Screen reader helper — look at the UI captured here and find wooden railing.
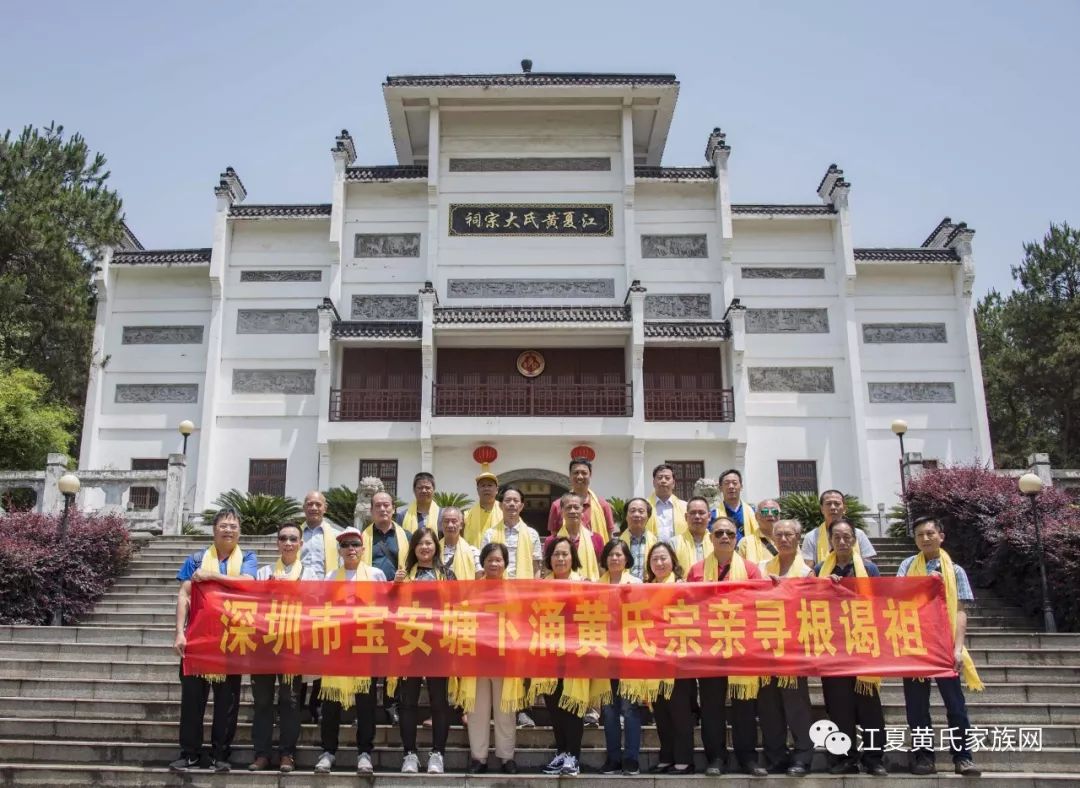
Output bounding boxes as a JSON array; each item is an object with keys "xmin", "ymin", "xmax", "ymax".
[
  {"xmin": 433, "ymin": 383, "xmax": 632, "ymax": 417},
  {"xmin": 329, "ymin": 389, "xmax": 422, "ymax": 421},
  {"xmin": 644, "ymin": 387, "xmax": 735, "ymax": 422}
]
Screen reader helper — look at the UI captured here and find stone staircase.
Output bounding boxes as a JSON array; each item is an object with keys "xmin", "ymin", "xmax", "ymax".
[{"xmin": 1, "ymin": 535, "xmax": 1079, "ymax": 785}]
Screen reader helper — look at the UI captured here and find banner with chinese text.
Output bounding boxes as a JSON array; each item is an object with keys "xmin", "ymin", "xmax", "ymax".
[
  {"xmin": 184, "ymin": 578, "xmax": 955, "ymax": 678},
  {"xmin": 448, "ymin": 204, "xmax": 613, "ymax": 237}
]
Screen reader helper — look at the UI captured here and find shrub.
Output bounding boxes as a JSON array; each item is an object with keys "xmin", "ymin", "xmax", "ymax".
[
  {"xmin": 903, "ymin": 465, "xmax": 1080, "ymax": 631},
  {"xmin": 0, "ymin": 510, "xmax": 133, "ymax": 625},
  {"xmin": 200, "ymin": 489, "xmax": 303, "ymax": 535},
  {"xmin": 779, "ymin": 492, "xmax": 870, "ymax": 533},
  {"xmin": 432, "ymin": 491, "xmax": 475, "ymax": 510},
  {"xmin": 608, "ymin": 496, "xmax": 628, "ymax": 530},
  {"xmin": 323, "ymin": 485, "xmax": 358, "ymax": 528}
]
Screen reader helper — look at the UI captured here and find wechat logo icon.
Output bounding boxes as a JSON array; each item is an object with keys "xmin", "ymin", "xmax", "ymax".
[{"xmin": 810, "ymin": 719, "xmax": 852, "ymax": 756}]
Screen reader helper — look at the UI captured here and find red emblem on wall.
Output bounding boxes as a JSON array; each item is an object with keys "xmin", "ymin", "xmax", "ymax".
[{"xmin": 516, "ymin": 350, "xmax": 545, "ymax": 378}]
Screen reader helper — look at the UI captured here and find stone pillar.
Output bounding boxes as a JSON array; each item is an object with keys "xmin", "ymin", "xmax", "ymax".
[
  {"xmin": 627, "ymin": 281, "xmax": 646, "ymax": 424},
  {"xmin": 1029, "ymin": 453, "xmax": 1053, "ymax": 488},
  {"xmin": 163, "ymin": 453, "xmax": 187, "ymax": 535},
  {"xmin": 42, "ymin": 453, "xmax": 69, "ymax": 514}
]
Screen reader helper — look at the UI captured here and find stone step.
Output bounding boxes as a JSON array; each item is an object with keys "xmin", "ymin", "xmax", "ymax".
[
  {"xmin": 6, "ymin": 715, "xmax": 1080, "ymax": 748},
  {"xmin": 0, "ymin": 738, "xmax": 1073, "ymax": 772},
  {"xmin": 5, "ymin": 763, "xmax": 1079, "ymax": 786}
]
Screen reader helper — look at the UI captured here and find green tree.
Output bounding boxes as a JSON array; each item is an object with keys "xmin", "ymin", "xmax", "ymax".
[
  {"xmin": 977, "ymin": 222, "xmax": 1080, "ymax": 467},
  {"xmin": 0, "ymin": 123, "xmax": 124, "ymax": 415},
  {"xmin": 0, "ymin": 366, "xmax": 76, "ymax": 469}
]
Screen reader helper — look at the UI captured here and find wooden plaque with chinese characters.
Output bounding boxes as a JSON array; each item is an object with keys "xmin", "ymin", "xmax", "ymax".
[{"xmin": 449, "ymin": 204, "xmax": 613, "ymax": 237}]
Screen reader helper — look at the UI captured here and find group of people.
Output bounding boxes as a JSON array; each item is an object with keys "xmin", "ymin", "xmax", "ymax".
[{"xmin": 170, "ymin": 459, "xmax": 982, "ymax": 778}]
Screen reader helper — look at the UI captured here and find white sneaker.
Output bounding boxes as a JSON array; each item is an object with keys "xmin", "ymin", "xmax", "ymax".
[
  {"xmin": 356, "ymin": 752, "xmax": 373, "ymax": 774},
  {"xmin": 427, "ymin": 752, "xmax": 444, "ymax": 774},
  {"xmin": 516, "ymin": 711, "xmax": 535, "ymax": 728},
  {"xmin": 401, "ymin": 752, "xmax": 420, "ymax": 773},
  {"xmin": 584, "ymin": 709, "xmax": 600, "ymax": 727},
  {"xmin": 543, "ymin": 752, "xmax": 567, "ymax": 774},
  {"xmin": 560, "ymin": 754, "xmax": 580, "ymax": 776},
  {"xmin": 314, "ymin": 751, "xmax": 335, "ymax": 773}
]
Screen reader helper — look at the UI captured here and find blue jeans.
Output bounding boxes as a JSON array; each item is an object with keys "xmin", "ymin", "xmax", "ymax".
[
  {"xmin": 602, "ymin": 681, "xmax": 642, "ymax": 764},
  {"xmin": 903, "ymin": 676, "xmax": 973, "ymax": 762}
]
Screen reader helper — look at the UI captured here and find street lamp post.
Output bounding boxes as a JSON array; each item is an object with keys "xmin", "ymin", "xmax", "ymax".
[
  {"xmin": 52, "ymin": 473, "xmax": 81, "ymax": 626},
  {"xmin": 1019, "ymin": 473, "xmax": 1057, "ymax": 633},
  {"xmin": 891, "ymin": 419, "xmax": 914, "ymax": 535},
  {"xmin": 179, "ymin": 420, "xmax": 195, "ymax": 455}
]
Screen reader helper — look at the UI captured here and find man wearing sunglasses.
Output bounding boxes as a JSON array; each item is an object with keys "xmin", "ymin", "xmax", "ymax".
[
  {"xmin": 738, "ymin": 498, "xmax": 781, "ymax": 563},
  {"xmin": 249, "ymin": 523, "xmax": 320, "ymax": 773}
]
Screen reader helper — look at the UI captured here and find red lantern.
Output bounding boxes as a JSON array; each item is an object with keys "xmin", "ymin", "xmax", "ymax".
[
  {"xmin": 473, "ymin": 445, "xmax": 498, "ymax": 466},
  {"xmin": 570, "ymin": 445, "xmax": 596, "ymax": 462}
]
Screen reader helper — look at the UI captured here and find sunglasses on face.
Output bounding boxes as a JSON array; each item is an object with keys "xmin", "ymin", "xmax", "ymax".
[
  {"xmin": 339, "ymin": 541, "xmax": 362, "ymax": 548},
  {"xmin": 713, "ymin": 529, "xmax": 737, "ymax": 538},
  {"xmin": 277, "ymin": 535, "xmax": 300, "ymax": 543},
  {"xmin": 758, "ymin": 507, "xmax": 780, "ymax": 516}
]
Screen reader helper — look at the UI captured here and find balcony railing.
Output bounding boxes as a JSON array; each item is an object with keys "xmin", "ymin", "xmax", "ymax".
[
  {"xmin": 644, "ymin": 387, "xmax": 735, "ymax": 422},
  {"xmin": 433, "ymin": 383, "xmax": 632, "ymax": 417},
  {"xmin": 330, "ymin": 388, "xmax": 421, "ymax": 421}
]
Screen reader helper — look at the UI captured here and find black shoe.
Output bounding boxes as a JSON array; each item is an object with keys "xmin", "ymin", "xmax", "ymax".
[
  {"xmin": 669, "ymin": 764, "xmax": 695, "ymax": 775},
  {"xmin": 622, "ymin": 759, "xmax": 640, "ymax": 775},
  {"xmin": 467, "ymin": 759, "xmax": 487, "ymax": 774},
  {"xmin": 954, "ymin": 759, "xmax": 981, "ymax": 777},
  {"xmin": 705, "ymin": 758, "xmax": 725, "ymax": 776},
  {"xmin": 787, "ymin": 764, "xmax": 809, "ymax": 776},
  {"xmin": 741, "ymin": 762, "xmax": 768, "ymax": 777},
  {"xmin": 829, "ymin": 759, "xmax": 859, "ymax": 775},
  {"xmin": 911, "ymin": 757, "xmax": 936, "ymax": 776},
  {"xmin": 648, "ymin": 762, "xmax": 673, "ymax": 774},
  {"xmin": 168, "ymin": 757, "xmax": 199, "ymax": 773},
  {"xmin": 501, "ymin": 759, "xmax": 518, "ymax": 774},
  {"xmin": 600, "ymin": 759, "xmax": 622, "ymax": 775},
  {"xmin": 865, "ymin": 761, "xmax": 889, "ymax": 777}
]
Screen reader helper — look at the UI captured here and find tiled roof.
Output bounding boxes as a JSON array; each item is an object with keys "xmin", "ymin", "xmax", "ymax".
[
  {"xmin": 112, "ymin": 248, "xmax": 212, "ymax": 265},
  {"xmin": 229, "ymin": 204, "xmax": 331, "ymax": 218},
  {"xmin": 346, "ymin": 165, "xmax": 428, "ymax": 182},
  {"xmin": 732, "ymin": 204, "xmax": 836, "ymax": 216},
  {"xmin": 332, "ymin": 321, "xmax": 421, "ymax": 339},
  {"xmin": 645, "ymin": 321, "xmax": 731, "ymax": 340},
  {"xmin": 386, "ymin": 73, "xmax": 677, "ymax": 88},
  {"xmin": 854, "ymin": 248, "xmax": 960, "ymax": 262},
  {"xmin": 635, "ymin": 166, "xmax": 716, "ymax": 180},
  {"xmin": 435, "ymin": 305, "xmax": 630, "ymax": 324}
]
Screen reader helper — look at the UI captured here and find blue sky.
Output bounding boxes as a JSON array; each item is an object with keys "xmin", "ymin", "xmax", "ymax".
[{"xmin": 3, "ymin": 0, "xmax": 1077, "ymax": 298}]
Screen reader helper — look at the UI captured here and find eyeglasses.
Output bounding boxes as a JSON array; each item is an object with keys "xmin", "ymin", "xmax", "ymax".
[
  {"xmin": 713, "ymin": 529, "xmax": 737, "ymax": 538},
  {"xmin": 339, "ymin": 541, "xmax": 362, "ymax": 548},
  {"xmin": 277, "ymin": 535, "xmax": 300, "ymax": 543},
  {"xmin": 758, "ymin": 507, "xmax": 780, "ymax": 516}
]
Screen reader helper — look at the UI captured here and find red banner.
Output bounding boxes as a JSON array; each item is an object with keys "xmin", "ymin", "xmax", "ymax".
[{"xmin": 184, "ymin": 578, "xmax": 955, "ymax": 679}]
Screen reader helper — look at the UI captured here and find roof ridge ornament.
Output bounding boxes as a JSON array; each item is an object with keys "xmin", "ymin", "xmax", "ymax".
[
  {"xmin": 816, "ymin": 163, "xmax": 850, "ymax": 209},
  {"xmin": 704, "ymin": 127, "xmax": 730, "ymax": 164},
  {"xmin": 521, "ymin": 58, "xmax": 533, "ymax": 74},
  {"xmin": 213, "ymin": 166, "xmax": 247, "ymax": 206},
  {"xmin": 332, "ymin": 129, "xmax": 357, "ymax": 166}
]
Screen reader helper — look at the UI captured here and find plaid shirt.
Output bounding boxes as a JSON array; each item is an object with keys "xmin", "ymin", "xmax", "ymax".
[{"xmin": 897, "ymin": 555, "xmax": 974, "ymax": 602}]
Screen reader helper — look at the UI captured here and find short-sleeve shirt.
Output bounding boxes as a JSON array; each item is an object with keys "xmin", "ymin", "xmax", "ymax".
[
  {"xmin": 394, "ymin": 504, "xmax": 435, "ymax": 530},
  {"xmin": 654, "ymin": 497, "xmax": 676, "ymax": 545},
  {"xmin": 801, "ymin": 527, "xmax": 877, "ymax": 561},
  {"xmin": 256, "ymin": 563, "xmax": 321, "ymax": 581},
  {"xmin": 442, "ymin": 540, "xmax": 481, "ymax": 576},
  {"xmin": 896, "ymin": 555, "xmax": 974, "ymax": 602},
  {"xmin": 481, "ymin": 522, "xmax": 543, "ymax": 579},
  {"xmin": 176, "ymin": 548, "xmax": 258, "ymax": 582},
  {"xmin": 322, "ymin": 567, "xmax": 387, "ymax": 582},
  {"xmin": 686, "ymin": 558, "xmax": 762, "ymax": 583},
  {"xmin": 369, "ymin": 526, "xmax": 402, "ymax": 581},
  {"xmin": 546, "ymin": 495, "xmax": 615, "ymax": 537},
  {"xmin": 543, "ymin": 529, "xmax": 605, "ymax": 561},
  {"xmin": 812, "ymin": 559, "xmax": 882, "ymax": 578},
  {"xmin": 757, "ymin": 559, "xmax": 811, "ymax": 578},
  {"xmin": 625, "ymin": 532, "xmax": 650, "ymax": 581},
  {"xmin": 300, "ymin": 522, "xmax": 343, "ymax": 572}
]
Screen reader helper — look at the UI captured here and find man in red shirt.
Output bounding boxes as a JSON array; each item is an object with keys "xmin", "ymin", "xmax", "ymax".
[{"xmin": 546, "ymin": 457, "xmax": 615, "ymax": 539}]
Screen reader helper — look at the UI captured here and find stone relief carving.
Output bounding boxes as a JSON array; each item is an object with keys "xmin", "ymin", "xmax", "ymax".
[
  {"xmin": 447, "ymin": 279, "xmax": 615, "ymax": 299},
  {"xmin": 640, "ymin": 234, "xmax": 708, "ymax": 258},
  {"xmin": 232, "ymin": 369, "xmax": 316, "ymax": 395},
  {"xmin": 115, "ymin": 384, "xmax": 198, "ymax": 403},
  {"xmin": 121, "ymin": 325, "xmax": 203, "ymax": 345},
  {"xmin": 748, "ymin": 367, "xmax": 835, "ymax": 393},
  {"xmin": 354, "ymin": 233, "xmax": 421, "ymax": 258},
  {"xmin": 644, "ymin": 294, "xmax": 712, "ymax": 319},
  {"xmin": 351, "ymin": 295, "xmax": 420, "ymax": 320},
  {"xmin": 236, "ymin": 310, "xmax": 318, "ymax": 334},
  {"xmin": 862, "ymin": 323, "xmax": 947, "ymax": 344},
  {"xmin": 449, "ymin": 157, "xmax": 611, "ymax": 172},
  {"xmin": 240, "ymin": 270, "xmax": 322, "ymax": 282},
  {"xmin": 868, "ymin": 382, "xmax": 956, "ymax": 403},
  {"xmin": 353, "ymin": 476, "xmax": 385, "ymax": 528},
  {"xmin": 741, "ymin": 267, "xmax": 826, "ymax": 280},
  {"xmin": 745, "ymin": 308, "xmax": 829, "ymax": 334}
]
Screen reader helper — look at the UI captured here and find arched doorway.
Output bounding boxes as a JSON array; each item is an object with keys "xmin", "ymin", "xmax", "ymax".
[{"xmin": 498, "ymin": 468, "xmax": 570, "ymax": 534}]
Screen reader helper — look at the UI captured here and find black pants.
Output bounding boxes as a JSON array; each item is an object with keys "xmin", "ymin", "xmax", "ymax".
[
  {"xmin": 319, "ymin": 684, "xmax": 378, "ymax": 756},
  {"xmin": 653, "ymin": 678, "xmax": 694, "ymax": 766},
  {"xmin": 821, "ymin": 676, "xmax": 886, "ymax": 767},
  {"xmin": 903, "ymin": 676, "xmax": 973, "ymax": 762},
  {"xmin": 399, "ymin": 677, "xmax": 450, "ymax": 754},
  {"xmin": 543, "ymin": 680, "xmax": 584, "ymax": 758},
  {"xmin": 757, "ymin": 677, "xmax": 813, "ymax": 768},
  {"xmin": 178, "ymin": 666, "xmax": 240, "ymax": 762},
  {"xmin": 251, "ymin": 674, "xmax": 300, "ymax": 759},
  {"xmin": 698, "ymin": 676, "xmax": 758, "ymax": 766}
]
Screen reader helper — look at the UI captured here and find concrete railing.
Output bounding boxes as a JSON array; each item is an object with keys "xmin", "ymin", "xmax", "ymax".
[{"xmin": 0, "ymin": 453, "xmax": 187, "ymax": 535}]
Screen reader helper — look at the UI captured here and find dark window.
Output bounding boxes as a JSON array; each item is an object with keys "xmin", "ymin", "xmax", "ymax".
[
  {"xmin": 923, "ymin": 459, "xmax": 940, "ymax": 470},
  {"xmin": 359, "ymin": 459, "xmax": 399, "ymax": 498},
  {"xmin": 249, "ymin": 459, "xmax": 287, "ymax": 497},
  {"xmin": 778, "ymin": 460, "xmax": 818, "ymax": 496},
  {"xmin": 130, "ymin": 458, "xmax": 168, "ymax": 510},
  {"xmin": 665, "ymin": 460, "xmax": 706, "ymax": 500}
]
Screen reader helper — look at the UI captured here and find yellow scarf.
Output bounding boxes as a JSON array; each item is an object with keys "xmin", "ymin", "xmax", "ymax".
[
  {"xmin": 739, "ymin": 532, "xmax": 778, "ymax": 563},
  {"xmin": 557, "ymin": 525, "xmax": 600, "ymax": 581},
  {"xmin": 320, "ymin": 564, "xmax": 375, "ymax": 706},
  {"xmin": 490, "ymin": 520, "xmax": 536, "ymax": 579},
  {"xmin": 727, "ymin": 500, "xmax": 761, "ymax": 539},
  {"xmin": 563, "ymin": 490, "xmax": 611, "ymax": 540},
  {"xmin": 646, "ymin": 495, "xmax": 687, "ymax": 538},
  {"xmin": 196, "ymin": 544, "xmax": 244, "ymax": 683},
  {"xmin": 304, "ymin": 523, "xmax": 339, "ymax": 574},
  {"xmin": 621, "ymin": 528, "xmax": 656, "ymax": 560},
  {"xmin": 675, "ymin": 530, "xmax": 713, "ymax": 575},
  {"xmin": 815, "ymin": 520, "xmax": 862, "ymax": 564},
  {"xmin": 817, "ymin": 551, "xmax": 880, "ymax": 695},
  {"xmin": 909, "ymin": 550, "xmax": 984, "ymax": 691},
  {"xmin": 271, "ymin": 558, "xmax": 303, "ymax": 580},
  {"xmin": 401, "ymin": 500, "xmax": 439, "ymax": 533},
  {"xmin": 361, "ymin": 524, "xmax": 409, "ymax": 571},
  {"xmin": 703, "ymin": 552, "xmax": 760, "ymax": 700},
  {"xmin": 762, "ymin": 554, "xmax": 804, "ymax": 688},
  {"xmin": 442, "ymin": 538, "xmax": 477, "ymax": 581},
  {"xmin": 463, "ymin": 504, "xmax": 502, "ymax": 547},
  {"xmin": 530, "ymin": 573, "xmax": 595, "ymax": 716}
]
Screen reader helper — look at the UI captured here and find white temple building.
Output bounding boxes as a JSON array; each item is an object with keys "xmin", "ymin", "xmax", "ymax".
[{"xmin": 78, "ymin": 63, "xmax": 992, "ymax": 524}]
